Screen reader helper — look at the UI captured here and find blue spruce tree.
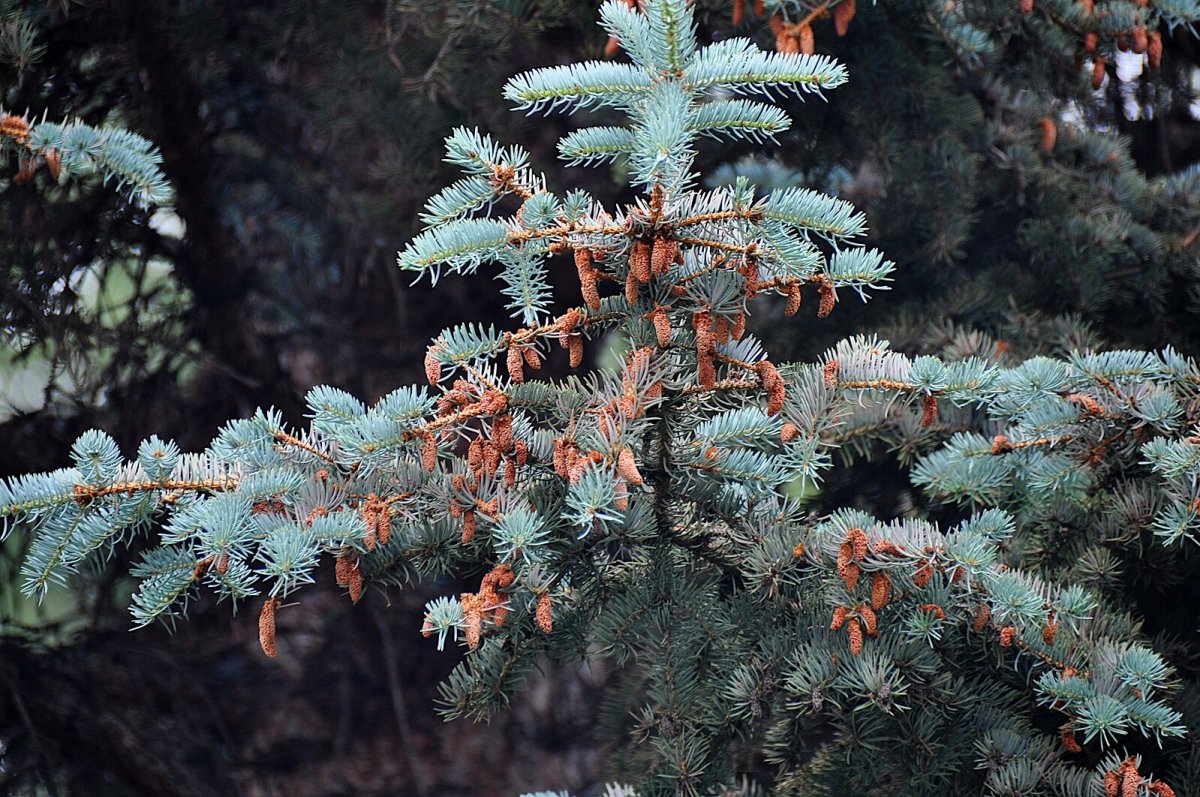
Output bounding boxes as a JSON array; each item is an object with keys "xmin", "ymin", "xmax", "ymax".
[{"xmin": 3, "ymin": 2, "xmax": 1195, "ymax": 794}]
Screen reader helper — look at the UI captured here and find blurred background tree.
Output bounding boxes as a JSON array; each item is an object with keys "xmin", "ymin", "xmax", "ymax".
[{"xmin": 1, "ymin": 0, "xmax": 1197, "ymax": 794}]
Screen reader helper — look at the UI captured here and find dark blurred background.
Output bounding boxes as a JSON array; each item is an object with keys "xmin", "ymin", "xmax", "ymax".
[{"xmin": 2, "ymin": 0, "xmax": 1198, "ymax": 794}]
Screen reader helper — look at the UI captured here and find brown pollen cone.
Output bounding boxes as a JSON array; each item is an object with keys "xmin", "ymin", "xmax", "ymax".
[
  {"xmin": 823, "ymin": 359, "xmax": 839, "ymax": 389},
  {"xmin": 834, "ymin": 0, "xmax": 856, "ymax": 36},
  {"xmin": 837, "ymin": 542, "xmax": 861, "ymax": 591},
  {"xmin": 425, "ymin": 345, "xmax": 442, "ymax": 386},
  {"xmin": 536, "ymin": 592, "xmax": 554, "ymax": 632},
  {"xmin": 714, "ymin": 315, "xmax": 730, "ymax": 345},
  {"xmin": 423, "ymin": 433, "xmax": 439, "ymax": 472},
  {"xmin": 846, "ymin": 527, "xmax": 868, "ymax": 560},
  {"xmin": 797, "ymin": 24, "xmax": 815, "ymax": 54},
  {"xmin": 1148, "ymin": 31, "xmax": 1162, "ymax": 70},
  {"xmin": 259, "ymin": 597, "xmax": 279, "ymax": 658},
  {"xmin": 461, "ymin": 510, "xmax": 477, "ymax": 545},
  {"xmin": 830, "ymin": 605, "xmax": 848, "ymax": 630},
  {"xmin": 817, "ymin": 282, "xmax": 836, "ymax": 317},
  {"xmin": 577, "ymin": 251, "xmax": 601, "ymax": 311},
  {"xmin": 1092, "ymin": 55, "xmax": 1107, "ymax": 90},
  {"xmin": 847, "ymin": 617, "xmax": 863, "ymax": 655},
  {"xmin": 741, "ymin": 259, "xmax": 759, "ymax": 298},
  {"xmin": 756, "ymin": 360, "xmax": 785, "ymax": 415},
  {"xmin": 377, "ymin": 504, "xmax": 392, "ymax": 546},
  {"xmin": 1038, "ymin": 117, "xmax": 1057, "ymax": 153},
  {"xmin": 630, "ymin": 239, "xmax": 652, "ymax": 283},
  {"xmin": 651, "ymin": 236, "xmax": 676, "ymax": 276},
  {"xmin": 569, "ymin": 335, "xmax": 584, "ymax": 368},
  {"xmin": 785, "ymin": 283, "xmax": 802, "ymax": 315},
  {"xmin": 348, "ymin": 563, "xmax": 364, "ymax": 603},
  {"xmin": 335, "ymin": 548, "xmax": 353, "ymax": 586},
  {"xmin": 1042, "ymin": 615, "xmax": 1059, "ymax": 645},
  {"xmin": 1121, "ymin": 761, "xmax": 1140, "ymax": 797},
  {"xmin": 617, "ymin": 447, "xmax": 644, "ymax": 485},
  {"xmin": 1132, "ymin": 26, "xmax": 1148, "ymax": 54},
  {"xmin": 770, "ymin": 15, "xmax": 796, "ymax": 53},
  {"xmin": 1060, "ymin": 724, "xmax": 1082, "ymax": 754},
  {"xmin": 920, "ymin": 394, "xmax": 938, "ymax": 427},
  {"xmin": 625, "ymin": 269, "xmax": 640, "ymax": 304},
  {"xmin": 507, "ymin": 346, "xmax": 525, "ymax": 383},
  {"xmin": 651, "ymin": 305, "xmax": 672, "ymax": 348},
  {"xmin": 870, "ymin": 571, "xmax": 891, "ymax": 610},
  {"xmin": 731, "ymin": 309, "xmax": 746, "ymax": 340},
  {"xmin": 492, "ymin": 413, "xmax": 514, "ymax": 453},
  {"xmin": 859, "ymin": 605, "xmax": 878, "ymax": 636},
  {"xmin": 972, "ymin": 602, "xmax": 991, "ymax": 632}
]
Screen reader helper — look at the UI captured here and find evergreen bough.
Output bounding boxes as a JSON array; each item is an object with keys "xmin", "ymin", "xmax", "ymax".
[
  {"xmin": 2, "ymin": 108, "xmax": 169, "ymax": 207},
  {"xmin": 3, "ymin": 2, "xmax": 1196, "ymax": 794},
  {"xmin": 716, "ymin": 0, "xmax": 1200, "ymax": 356}
]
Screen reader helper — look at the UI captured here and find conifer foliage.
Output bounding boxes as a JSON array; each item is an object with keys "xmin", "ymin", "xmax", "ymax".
[
  {"xmin": 2, "ymin": 108, "xmax": 169, "ymax": 206},
  {"xmin": 729, "ymin": 0, "xmax": 1200, "ymax": 354},
  {"xmin": 1, "ymin": 2, "xmax": 1195, "ymax": 794}
]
